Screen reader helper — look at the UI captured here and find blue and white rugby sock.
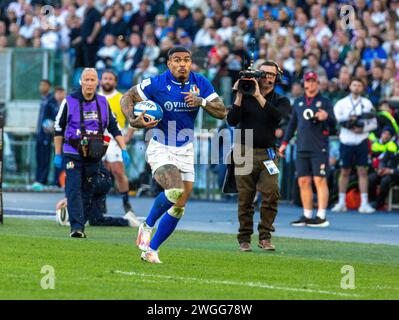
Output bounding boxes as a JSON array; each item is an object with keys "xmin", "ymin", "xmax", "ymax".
[
  {"xmin": 145, "ymin": 192, "xmax": 174, "ymax": 228},
  {"xmin": 149, "ymin": 207, "xmax": 183, "ymax": 250}
]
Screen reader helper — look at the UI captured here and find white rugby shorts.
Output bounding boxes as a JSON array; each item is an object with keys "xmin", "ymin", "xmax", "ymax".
[
  {"xmin": 146, "ymin": 138, "xmax": 195, "ymax": 182},
  {"xmin": 103, "ymin": 137, "xmax": 123, "ymax": 163}
]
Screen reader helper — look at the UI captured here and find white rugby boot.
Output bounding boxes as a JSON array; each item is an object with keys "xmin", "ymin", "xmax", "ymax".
[
  {"xmin": 141, "ymin": 249, "xmax": 162, "ymax": 264},
  {"xmin": 136, "ymin": 221, "xmax": 152, "ymax": 251}
]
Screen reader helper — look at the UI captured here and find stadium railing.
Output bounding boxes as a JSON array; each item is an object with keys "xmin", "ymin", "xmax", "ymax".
[{"xmin": 2, "ymin": 48, "xmax": 67, "ymax": 185}]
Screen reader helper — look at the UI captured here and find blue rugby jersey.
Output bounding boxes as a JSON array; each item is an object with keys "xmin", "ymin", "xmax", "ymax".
[{"xmin": 137, "ymin": 70, "xmax": 219, "ymax": 147}]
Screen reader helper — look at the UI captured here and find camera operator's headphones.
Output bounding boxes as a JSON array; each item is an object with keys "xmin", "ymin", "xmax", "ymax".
[{"xmin": 264, "ymin": 60, "xmax": 283, "ymax": 84}]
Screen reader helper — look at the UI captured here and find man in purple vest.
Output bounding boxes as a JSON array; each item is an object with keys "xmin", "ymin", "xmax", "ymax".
[{"xmin": 53, "ymin": 68, "xmax": 132, "ymax": 238}]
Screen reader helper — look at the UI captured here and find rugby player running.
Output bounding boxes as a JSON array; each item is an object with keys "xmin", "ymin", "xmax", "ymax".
[{"xmin": 121, "ymin": 47, "xmax": 227, "ymax": 263}]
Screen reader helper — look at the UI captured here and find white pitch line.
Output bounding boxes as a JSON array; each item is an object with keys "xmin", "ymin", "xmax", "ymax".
[
  {"xmin": 376, "ymin": 225, "xmax": 399, "ymax": 228},
  {"xmin": 113, "ymin": 270, "xmax": 360, "ymax": 298},
  {"xmin": 4, "ymin": 208, "xmax": 146, "ymax": 220},
  {"xmin": 6, "ymin": 215, "xmax": 54, "ymax": 220},
  {"xmin": 5, "ymin": 207, "xmax": 55, "ymax": 214}
]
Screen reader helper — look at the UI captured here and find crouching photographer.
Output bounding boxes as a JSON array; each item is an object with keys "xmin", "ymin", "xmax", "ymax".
[
  {"xmin": 332, "ymin": 77, "xmax": 378, "ymax": 214},
  {"xmin": 53, "ymin": 68, "xmax": 131, "ymax": 238},
  {"xmin": 55, "ymin": 164, "xmax": 139, "ymax": 227},
  {"xmin": 226, "ymin": 60, "xmax": 291, "ymax": 252}
]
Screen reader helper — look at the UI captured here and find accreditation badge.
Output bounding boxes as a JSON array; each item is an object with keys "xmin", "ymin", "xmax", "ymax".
[{"xmin": 263, "ymin": 160, "xmax": 280, "ymax": 175}]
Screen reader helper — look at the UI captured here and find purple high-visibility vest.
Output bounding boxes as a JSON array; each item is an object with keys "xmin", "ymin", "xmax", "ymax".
[{"xmin": 63, "ymin": 94, "xmax": 109, "ymax": 155}]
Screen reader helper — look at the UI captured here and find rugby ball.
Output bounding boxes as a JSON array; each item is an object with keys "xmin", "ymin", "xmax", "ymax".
[
  {"xmin": 133, "ymin": 100, "xmax": 163, "ymax": 123},
  {"xmin": 56, "ymin": 199, "xmax": 70, "ymax": 226}
]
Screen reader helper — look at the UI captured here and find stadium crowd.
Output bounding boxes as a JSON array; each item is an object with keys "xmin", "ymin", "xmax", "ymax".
[
  {"xmin": 0, "ymin": 0, "xmax": 398, "ymax": 98},
  {"xmin": 2, "ymin": 0, "xmax": 399, "ymax": 210}
]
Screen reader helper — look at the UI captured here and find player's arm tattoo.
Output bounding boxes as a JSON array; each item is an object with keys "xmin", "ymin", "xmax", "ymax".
[
  {"xmin": 120, "ymin": 85, "xmax": 143, "ymax": 127},
  {"xmin": 154, "ymin": 165, "xmax": 184, "ymax": 190},
  {"xmin": 204, "ymin": 97, "xmax": 227, "ymax": 119}
]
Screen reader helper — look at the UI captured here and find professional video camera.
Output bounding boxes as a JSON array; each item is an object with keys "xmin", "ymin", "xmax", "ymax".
[
  {"xmin": 237, "ymin": 38, "xmax": 266, "ymax": 95},
  {"xmin": 340, "ymin": 112, "xmax": 376, "ymax": 129},
  {"xmin": 238, "ymin": 68, "xmax": 266, "ymax": 95}
]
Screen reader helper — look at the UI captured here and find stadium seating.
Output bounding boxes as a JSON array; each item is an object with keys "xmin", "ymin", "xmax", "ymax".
[
  {"xmin": 118, "ymin": 70, "xmax": 135, "ymax": 91},
  {"xmin": 71, "ymin": 67, "xmax": 84, "ymax": 89}
]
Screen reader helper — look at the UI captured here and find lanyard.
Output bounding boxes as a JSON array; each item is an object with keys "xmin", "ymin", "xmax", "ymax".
[
  {"xmin": 349, "ymin": 95, "xmax": 362, "ymax": 115},
  {"xmin": 305, "ymin": 96, "xmax": 315, "ymax": 107}
]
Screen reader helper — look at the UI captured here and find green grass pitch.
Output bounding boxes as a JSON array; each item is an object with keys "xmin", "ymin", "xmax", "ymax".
[{"xmin": 0, "ymin": 218, "xmax": 398, "ymax": 300}]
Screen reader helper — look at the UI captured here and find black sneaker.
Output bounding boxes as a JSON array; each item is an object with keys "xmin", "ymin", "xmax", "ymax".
[
  {"xmin": 306, "ymin": 217, "xmax": 330, "ymax": 228},
  {"xmin": 291, "ymin": 216, "xmax": 311, "ymax": 227},
  {"xmin": 69, "ymin": 230, "xmax": 87, "ymax": 238}
]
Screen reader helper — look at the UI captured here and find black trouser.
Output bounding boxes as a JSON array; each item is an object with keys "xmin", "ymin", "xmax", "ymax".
[
  {"xmin": 35, "ymin": 138, "xmax": 51, "ymax": 184},
  {"xmin": 65, "ymin": 155, "xmax": 128, "ymax": 232},
  {"xmin": 73, "ymin": 44, "xmax": 84, "ymax": 68},
  {"xmin": 82, "ymin": 43, "xmax": 98, "ymax": 67},
  {"xmin": 87, "ymin": 194, "xmax": 128, "ymax": 227},
  {"xmin": 369, "ymin": 172, "xmax": 399, "ymax": 208},
  {"xmin": 35, "ymin": 137, "xmax": 62, "ymax": 185}
]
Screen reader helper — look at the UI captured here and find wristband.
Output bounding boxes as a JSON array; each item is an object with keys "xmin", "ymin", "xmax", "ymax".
[{"xmin": 201, "ymin": 98, "xmax": 207, "ymax": 108}]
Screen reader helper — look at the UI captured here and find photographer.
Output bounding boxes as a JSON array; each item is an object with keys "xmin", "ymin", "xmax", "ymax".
[
  {"xmin": 226, "ymin": 61, "xmax": 291, "ymax": 252},
  {"xmin": 279, "ymin": 72, "xmax": 336, "ymax": 227},
  {"xmin": 54, "ymin": 68, "xmax": 131, "ymax": 238},
  {"xmin": 331, "ymin": 77, "xmax": 377, "ymax": 214}
]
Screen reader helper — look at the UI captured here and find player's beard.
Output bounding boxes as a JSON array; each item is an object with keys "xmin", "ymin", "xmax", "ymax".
[
  {"xmin": 177, "ymin": 74, "xmax": 188, "ymax": 82},
  {"xmin": 177, "ymin": 75, "xmax": 188, "ymax": 88},
  {"xmin": 177, "ymin": 67, "xmax": 189, "ymax": 82},
  {"xmin": 101, "ymin": 83, "xmax": 115, "ymax": 94}
]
